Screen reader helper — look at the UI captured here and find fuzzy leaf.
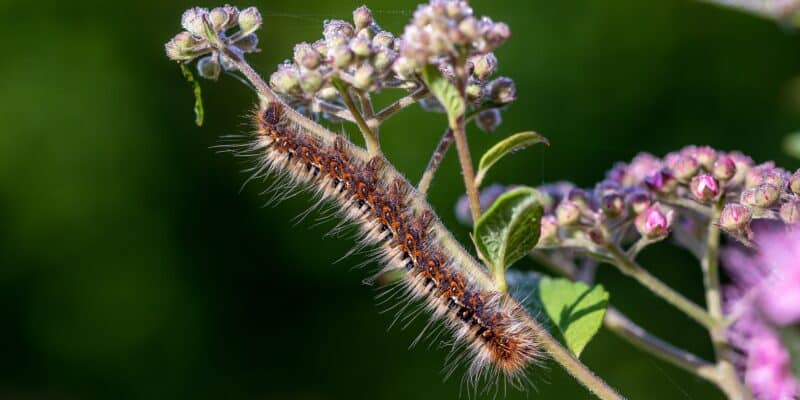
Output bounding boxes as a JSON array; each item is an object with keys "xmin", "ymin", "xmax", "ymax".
[
  {"xmin": 473, "ymin": 187, "xmax": 543, "ymax": 273},
  {"xmin": 179, "ymin": 63, "xmax": 204, "ymax": 126},
  {"xmin": 538, "ymin": 277, "xmax": 609, "ymax": 357},
  {"xmin": 476, "ymin": 132, "xmax": 549, "ymax": 186},
  {"xmin": 422, "ymin": 64, "xmax": 465, "ymax": 128}
]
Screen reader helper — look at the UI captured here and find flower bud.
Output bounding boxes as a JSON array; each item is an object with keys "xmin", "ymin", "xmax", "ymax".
[
  {"xmin": 300, "ymin": 70, "xmax": 323, "ymax": 93},
  {"xmin": 353, "ymin": 64, "xmax": 375, "ymax": 90},
  {"xmin": 208, "ymin": 7, "xmax": 230, "ymax": 31},
  {"xmin": 486, "ymin": 77, "xmax": 516, "ymax": 104},
  {"xmin": 324, "ymin": 20, "xmax": 355, "ymax": 41},
  {"xmin": 181, "ymin": 7, "xmax": 209, "ymax": 38},
  {"xmin": 484, "ymin": 22, "xmax": 511, "ymax": 49},
  {"xmin": 694, "ymin": 146, "xmax": 717, "ymax": 170},
  {"xmin": 746, "ymin": 163, "xmax": 774, "ymax": 188},
  {"xmin": 780, "ymin": 200, "xmax": 800, "ymax": 224},
  {"xmin": 238, "ymin": 7, "xmax": 262, "ymax": 36},
  {"xmin": 392, "ymin": 56, "xmax": 418, "ymax": 78},
  {"xmin": 713, "ymin": 156, "xmax": 737, "ymax": 181},
  {"xmin": 790, "ymin": 170, "xmax": 800, "ymax": 194},
  {"xmin": 567, "ymin": 188, "xmax": 590, "ymax": 210},
  {"xmin": 269, "ymin": 64, "xmax": 300, "ymax": 94},
  {"xmin": 353, "ymin": 5, "xmax": 374, "ymax": 30},
  {"xmin": 458, "ymin": 16, "xmax": 480, "ymax": 40},
  {"xmin": 601, "ymin": 193, "xmax": 625, "ymax": 217},
  {"xmin": 372, "ymin": 48, "xmax": 396, "ymax": 72},
  {"xmin": 312, "ymin": 39, "xmax": 329, "ymax": 58},
  {"xmin": 719, "ymin": 203, "xmax": 752, "ymax": 232},
  {"xmin": 635, "ymin": 204, "xmax": 673, "ymax": 239},
  {"xmin": 539, "ymin": 215, "xmax": 559, "ymax": 244},
  {"xmin": 294, "ymin": 43, "xmax": 321, "ymax": 70},
  {"xmin": 219, "ymin": 51, "xmax": 238, "ymax": 71},
  {"xmin": 234, "ymin": 34, "xmax": 259, "ymax": 53},
  {"xmin": 317, "ymin": 85, "xmax": 339, "ymax": 101},
  {"xmin": 673, "ymin": 156, "xmax": 699, "ymax": 182},
  {"xmin": 221, "ymin": 5, "xmax": 240, "ymax": 30},
  {"xmin": 587, "ymin": 226, "xmax": 609, "ymax": 246},
  {"xmin": 196, "ymin": 55, "xmax": 220, "ymax": 80},
  {"xmin": 373, "ymin": 32, "xmax": 394, "ymax": 48},
  {"xmin": 465, "ymin": 82, "xmax": 483, "ymax": 100},
  {"xmin": 727, "ymin": 151, "xmax": 753, "ymax": 186},
  {"xmin": 761, "ymin": 169, "xmax": 785, "ymax": 189},
  {"xmin": 475, "ymin": 109, "xmax": 501, "ymax": 133},
  {"xmin": 626, "ymin": 189, "xmax": 652, "ymax": 214},
  {"xmin": 330, "ymin": 45, "xmax": 354, "ymax": 69},
  {"xmin": 645, "ymin": 169, "xmax": 677, "ymax": 194},
  {"xmin": 752, "ymin": 184, "xmax": 781, "ymax": 208},
  {"xmin": 165, "ymin": 32, "xmax": 201, "ymax": 61},
  {"xmin": 349, "ymin": 37, "xmax": 373, "ymax": 58},
  {"xmin": 556, "ymin": 201, "xmax": 581, "ymax": 226},
  {"xmin": 690, "ymin": 175, "xmax": 719, "ymax": 202},
  {"xmin": 470, "ymin": 53, "xmax": 497, "ymax": 80}
]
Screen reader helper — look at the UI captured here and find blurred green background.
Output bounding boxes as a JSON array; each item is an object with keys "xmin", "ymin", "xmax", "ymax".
[{"xmin": 1, "ymin": 0, "xmax": 799, "ymax": 399}]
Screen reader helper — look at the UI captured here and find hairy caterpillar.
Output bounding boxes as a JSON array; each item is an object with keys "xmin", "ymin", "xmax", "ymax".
[{"xmin": 233, "ymin": 86, "xmax": 542, "ymax": 388}]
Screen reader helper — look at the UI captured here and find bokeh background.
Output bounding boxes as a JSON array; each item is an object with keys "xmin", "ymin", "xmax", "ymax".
[{"xmin": 1, "ymin": 0, "xmax": 800, "ymax": 399}]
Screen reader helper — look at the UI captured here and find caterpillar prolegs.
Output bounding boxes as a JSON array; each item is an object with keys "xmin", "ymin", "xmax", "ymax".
[{"xmin": 246, "ymin": 95, "xmax": 542, "ymax": 387}]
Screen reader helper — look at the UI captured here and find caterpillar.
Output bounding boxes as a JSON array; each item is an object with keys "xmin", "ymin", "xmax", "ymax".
[{"xmin": 236, "ymin": 90, "xmax": 542, "ymax": 389}]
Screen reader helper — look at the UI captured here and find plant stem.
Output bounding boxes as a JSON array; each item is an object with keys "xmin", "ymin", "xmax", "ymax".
[
  {"xmin": 605, "ymin": 243, "xmax": 719, "ymax": 329},
  {"xmin": 418, "ymin": 127, "xmax": 455, "ymax": 194},
  {"xmin": 451, "ymin": 62, "xmax": 481, "ymax": 223},
  {"xmin": 534, "ymin": 324, "xmax": 626, "ymax": 400},
  {"xmin": 332, "ymin": 78, "xmax": 382, "ymax": 155},
  {"xmin": 531, "ymin": 251, "xmax": 720, "ymax": 382},
  {"xmin": 371, "ymin": 87, "xmax": 429, "ymax": 124},
  {"xmin": 703, "ymin": 199, "xmax": 749, "ymax": 399}
]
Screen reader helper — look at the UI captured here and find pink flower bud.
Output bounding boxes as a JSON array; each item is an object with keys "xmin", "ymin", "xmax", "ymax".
[
  {"xmin": 182, "ymin": 7, "xmax": 209, "ymax": 38},
  {"xmin": 645, "ymin": 169, "xmax": 677, "ymax": 194},
  {"xmin": 601, "ymin": 193, "xmax": 625, "ymax": 217},
  {"xmin": 713, "ymin": 156, "xmax": 737, "ymax": 181},
  {"xmin": 753, "ymin": 184, "xmax": 781, "ymax": 208},
  {"xmin": 556, "ymin": 201, "xmax": 581, "ymax": 226},
  {"xmin": 690, "ymin": 174, "xmax": 719, "ymax": 202},
  {"xmin": 790, "ymin": 170, "xmax": 800, "ymax": 194},
  {"xmin": 719, "ymin": 203, "xmax": 752, "ymax": 231},
  {"xmin": 626, "ymin": 189, "xmax": 651, "ymax": 214},
  {"xmin": 780, "ymin": 200, "xmax": 800, "ymax": 224},
  {"xmin": 672, "ymin": 156, "xmax": 699, "ymax": 181},
  {"xmin": 237, "ymin": 7, "xmax": 262, "ymax": 36},
  {"xmin": 353, "ymin": 5, "xmax": 374, "ymax": 30},
  {"xmin": 635, "ymin": 203, "xmax": 673, "ymax": 239},
  {"xmin": 539, "ymin": 215, "xmax": 559, "ymax": 244}
]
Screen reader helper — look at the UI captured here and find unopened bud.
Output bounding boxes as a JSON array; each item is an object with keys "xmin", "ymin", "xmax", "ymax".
[
  {"xmin": 392, "ymin": 56, "xmax": 418, "ymax": 78},
  {"xmin": 196, "ymin": 55, "xmax": 220, "ymax": 80},
  {"xmin": 695, "ymin": 146, "xmax": 717, "ymax": 170},
  {"xmin": 317, "ymin": 85, "xmax": 339, "ymax": 101},
  {"xmin": 330, "ymin": 46, "xmax": 354, "ymax": 69},
  {"xmin": 458, "ymin": 16, "xmax": 480, "ymax": 40},
  {"xmin": 373, "ymin": 32, "xmax": 395, "ymax": 48},
  {"xmin": 673, "ymin": 156, "xmax": 699, "ymax": 182},
  {"xmin": 780, "ymin": 200, "xmax": 800, "ymax": 224},
  {"xmin": 353, "ymin": 5, "xmax": 374, "ymax": 30},
  {"xmin": 567, "ymin": 188, "xmax": 590, "ymax": 210},
  {"xmin": 465, "ymin": 82, "xmax": 483, "ymax": 100},
  {"xmin": 690, "ymin": 175, "xmax": 719, "ymax": 202},
  {"xmin": 626, "ymin": 189, "xmax": 652, "ymax": 215},
  {"xmin": 470, "ymin": 53, "xmax": 497, "ymax": 80},
  {"xmin": 539, "ymin": 215, "xmax": 559, "ymax": 244},
  {"xmin": 475, "ymin": 109, "xmax": 501, "ymax": 133},
  {"xmin": 635, "ymin": 204, "xmax": 673, "ymax": 239},
  {"xmin": 761, "ymin": 169, "xmax": 785, "ymax": 189},
  {"xmin": 235, "ymin": 34, "xmax": 259, "ymax": 52},
  {"xmin": 713, "ymin": 156, "xmax": 737, "ymax": 181},
  {"xmin": 349, "ymin": 37, "xmax": 372, "ymax": 58},
  {"xmin": 486, "ymin": 77, "xmax": 516, "ymax": 104},
  {"xmin": 790, "ymin": 170, "xmax": 800, "ymax": 194},
  {"xmin": 294, "ymin": 43, "xmax": 321, "ymax": 70},
  {"xmin": 601, "ymin": 193, "xmax": 625, "ymax": 217},
  {"xmin": 300, "ymin": 70, "xmax": 323, "ymax": 93},
  {"xmin": 181, "ymin": 7, "xmax": 209, "ymax": 38},
  {"xmin": 752, "ymin": 184, "xmax": 781, "ymax": 208},
  {"xmin": 719, "ymin": 203, "xmax": 752, "ymax": 231},
  {"xmin": 587, "ymin": 226, "xmax": 609, "ymax": 246},
  {"xmin": 269, "ymin": 64, "xmax": 300, "ymax": 94},
  {"xmin": 645, "ymin": 169, "xmax": 677, "ymax": 194},
  {"xmin": 556, "ymin": 201, "xmax": 581, "ymax": 226},
  {"xmin": 238, "ymin": 7, "xmax": 262, "ymax": 36},
  {"xmin": 372, "ymin": 48, "xmax": 396, "ymax": 72},
  {"xmin": 165, "ymin": 31, "xmax": 201, "ymax": 61},
  {"xmin": 221, "ymin": 5, "xmax": 239, "ymax": 30},
  {"xmin": 324, "ymin": 19, "xmax": 355, "ymax": 41},
  {"xmin": 484, "ymin": 22, "xmax": 511, "ymax": 49},
  {"xmin": 208, "ymin": 7, "xmax": 230, "ymax": 31},
  {"xmin": 353, "ymin": 64, "xmax": 375, "ymax": 90}
]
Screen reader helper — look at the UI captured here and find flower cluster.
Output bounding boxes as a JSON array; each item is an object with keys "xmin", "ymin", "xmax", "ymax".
[
  {"xmin": 458, "ymin": 146, "xmax": 799, "ymax": 252},
  {"xmin": 397, "ymin": 0, "xmax": 516, "ymax": 132},
  {"xmin": 722, "ymin": 227, "xmax": 800, "ymax": 400},
  {"xmin": 165, "ymin": 5, "xmax": 262, "ymax": 80}
]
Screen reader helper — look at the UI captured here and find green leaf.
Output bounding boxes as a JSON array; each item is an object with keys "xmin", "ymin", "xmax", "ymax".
[
  {"xmin": 784, "ymin": 131, "xmax": 800, "ymax": 160},
  {"xmin": 538, "ymin": 277, "xmax": 609, "ymax": 357},
  {"xmin": 421, "ymin": 64, "xmax": 465, "ymax": 128},
  {"xmin": 179, "ymin": 63, "xmax": 204, "ymax": 127},
  {"xmin": 473, "ymin": 187, "xmax": 543, "ymax": 274},
  {"xmin": 475, "ymin": 131, "xmax": 549, "ymax": 187}
]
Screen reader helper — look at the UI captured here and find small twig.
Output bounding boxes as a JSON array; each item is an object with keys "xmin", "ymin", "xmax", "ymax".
[
  {"xmin": 332, "ymin": 78, "xmax": 382, "ymax": 155},
  {"xmin": 451, "ymin": 58, "xmax": 481, "ymax": 225},
  {"xmin": 371, "ymin": 87, "xmax": 430, "ymax": 124},
  {"xmin": 605, "ymin": 243, "xmax": 720, "ymax": 330},
  {"xmin": 418, "ymin": 127, "xmax": 455, "ymax": 194}
]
